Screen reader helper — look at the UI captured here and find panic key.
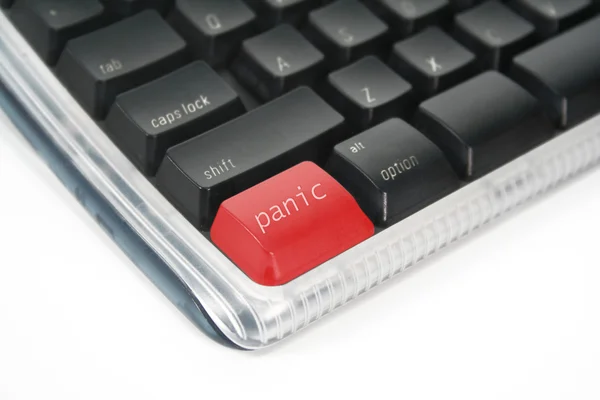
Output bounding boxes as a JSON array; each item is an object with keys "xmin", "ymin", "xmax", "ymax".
[{"xmin": 211, "ymin": 162, "xmax": 374, "ymax": 286}]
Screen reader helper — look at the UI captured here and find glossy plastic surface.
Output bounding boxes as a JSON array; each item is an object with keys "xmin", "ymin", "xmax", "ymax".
[
  {"xmin": 0, "ymin": 84, "xmax": 237, "ymax": 348},
  {"xmin": 1, "ymin": 12, "xmax": 600, "ymax": 349},
  {"xmin": 211, "ymin": 161, "xmax": 375, "ymax": 286}
]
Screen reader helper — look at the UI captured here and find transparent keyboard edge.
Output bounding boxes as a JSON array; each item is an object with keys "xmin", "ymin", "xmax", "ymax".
[{"xmin": 2, "ymin": 12, "xmax": 600, "ymax": 350}]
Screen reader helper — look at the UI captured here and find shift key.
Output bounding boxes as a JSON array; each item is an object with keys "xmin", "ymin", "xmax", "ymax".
[
  {"xmin": 156, "ymin": 87, "xmax": 346, "ymax": 230},
  {"xmin": 105, "ymin": 62, "xmax": 245, "ymax": 175}
]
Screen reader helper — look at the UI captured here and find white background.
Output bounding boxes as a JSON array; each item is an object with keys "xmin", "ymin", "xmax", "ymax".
[{"xmin": 1, "ymin": 109, "xmax": 600, "ymax": 400}]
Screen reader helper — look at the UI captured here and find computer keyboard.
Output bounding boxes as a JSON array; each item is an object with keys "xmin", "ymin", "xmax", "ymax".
[{"xmin": 2, "ymin": 0, "xmax": 600, "ymax": 347}]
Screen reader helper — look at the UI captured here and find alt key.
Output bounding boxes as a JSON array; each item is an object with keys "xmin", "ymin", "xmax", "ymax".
[{"xmin": 327, "ymin": 118, "xmax": 460, "ymax": 226}]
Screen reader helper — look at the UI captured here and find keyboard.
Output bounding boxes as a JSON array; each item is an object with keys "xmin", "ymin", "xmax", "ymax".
[{"xmin": 2, "ymin": 0, "xmax": 600, "ymax": 348}]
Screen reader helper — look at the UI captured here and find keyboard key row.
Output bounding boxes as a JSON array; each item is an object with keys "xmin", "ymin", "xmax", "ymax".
[
  {"xmin": 42, "ymin": 9, "xmax": 600, "ymax": 222},
  {"xmin": 158, "ymin": 70, "xmax": 558, "ymax": 230},
  {"xmin": 9, "ymin": 0, "xmax": 600, "ymax": 118},
  {"xmin": 8, "ymin": 0, "xmax": 600, "ymax": 74},
  {"xmin": 207, "ymin": 69, "xmax": 552, "ymax": 286},
  {"xmin": 6, "ymin": 0, "xmax": 600, "ymax": 235}
]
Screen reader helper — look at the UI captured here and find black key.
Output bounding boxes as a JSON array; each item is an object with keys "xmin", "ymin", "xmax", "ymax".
[
  {"xmin": 305, "ymin": 0, "xmax": 388, "ymax": 68},
  {"xmin": 168, "ymin": 0, "xmax": 256, "ymax": 67},
  {"xmin": 100, "ymin": 0, "xmax": 171, "ymax": 16},
  {"xmin": 454, "ymin": 1, "xmax": 535, "ymax": 71},
  {"xmin": 389, "ymin": 27, "xmax": 476, "ymax": 98},
  {"xmin": 511, "ymin": 0, "xmax": 592, "ymax": 38},
  {"xmin": 105, "ymin": 62, "xmax": 245, "ymax": 175},
  {"xmin": 325, "ymin": 56, "xmax": 412, "ymax": 129},
  {"xmin": 415, "ymin": 71, "xmax": 553, "ymax": 179},
  {"xmin": 156, "ymin": 87, "xmax": 346, "ymax": 230},
  {"xmin": 218, "ymin": 69, "xmax": 261, "ymax": 111},
  {"xmin": 9, "ymin": 0, "xmax": 107, "ymax": 65},
  {"xmin": 449, "ymin": 0, "xmax": 480, "ymax": 10},
  {"xmin": 511, "ymin": 16, "xmax": 600, "ymax": 128},
  {"xmin": 232, "ymin": 24, "xmax": 324, "ymax": 101},
  {"xmin": 245, "ymin": 0, "xmax": 320, "ymax": 28},
  {"xmin": 328, "ymin": 119, "xmax": 460, "ymax": 226},
  {"xmin": 56, "ymin": 11, "xmax": 188, "ymax": 119},
  {"xmin": 368, "ymin": 0, "xmax": 450, "ymax": 38}
]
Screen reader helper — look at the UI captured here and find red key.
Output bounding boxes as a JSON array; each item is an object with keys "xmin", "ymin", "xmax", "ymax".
[{"xmin": 211, "ymin": 162, "xmax": 374, "ymax": 286}]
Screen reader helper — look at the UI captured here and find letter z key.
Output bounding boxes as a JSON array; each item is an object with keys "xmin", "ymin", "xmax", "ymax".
[{"xmin": 211, "ymin": 162, "xmax": 374, "ymax": 286}]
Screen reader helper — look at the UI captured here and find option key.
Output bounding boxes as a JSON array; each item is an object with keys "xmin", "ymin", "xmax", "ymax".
[{"xmin": 327, "ymin": 118, "xmax": 460, "ymax": 226}]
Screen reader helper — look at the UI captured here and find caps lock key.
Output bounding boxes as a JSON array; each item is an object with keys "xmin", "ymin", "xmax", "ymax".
[{"xmin": 105, "ymin": 61, "xmax": 245, "ymax": 175}]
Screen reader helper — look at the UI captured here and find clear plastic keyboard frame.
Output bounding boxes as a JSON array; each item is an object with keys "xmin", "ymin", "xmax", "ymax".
[{"xmin": 1, "ymin": 13, "xmax": 600, "ymax": 349}]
